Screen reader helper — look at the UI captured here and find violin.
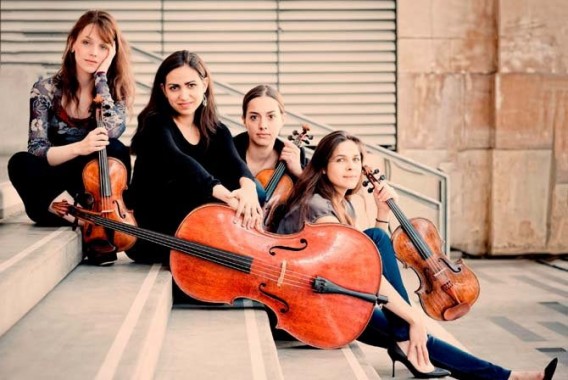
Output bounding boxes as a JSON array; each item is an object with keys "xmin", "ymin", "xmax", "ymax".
[
  {"xmin": 51, "ymin": 201, "xmax": 384, "ymax": 349},
  {"xmin": 362, "ymin": 165, "xmax": 480, "ymax": 321},
  {"xmin": 255, "ymin": 124, "xmax": 312, "ymax": 231},
  {"xmin": 80, "ymin": 95, "xmax": 137, "ymax": 258}
]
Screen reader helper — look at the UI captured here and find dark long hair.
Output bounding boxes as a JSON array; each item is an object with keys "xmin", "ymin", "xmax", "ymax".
[
  {"xmin": 131, "ymin": 50, "xmax": 219, "ymax": 153},
  {"xmin": 241, "ymin": 84, "xmax": 285, "ymax": 117},
  {"xmin": 283, "ymin": 130, "xmax": 365, "ymax": 227},
  {"xmin": 58, "ymin": 10, "xmax": 134, "ymax": 111}
]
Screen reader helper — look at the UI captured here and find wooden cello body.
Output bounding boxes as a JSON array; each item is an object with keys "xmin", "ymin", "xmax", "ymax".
[
  {"xmin": 170, "ymin": 204, "xmax": 381, "ymax": 348},
  {"xmin": 52, "ymin": 202, "xmax": 382, "ymax": 349}
]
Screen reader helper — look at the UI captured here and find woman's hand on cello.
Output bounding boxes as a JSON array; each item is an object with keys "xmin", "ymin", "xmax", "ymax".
[
  {"xmin": 231, "ymin": 181, "xmax": 263, "ymax": 230},
  {"xmin": 280, "ymin": 140, "xmax": 303, "ymax": 178},
  {"xmin": 75, "ymin": 127, "xmax": 109, "ymax": 155}
]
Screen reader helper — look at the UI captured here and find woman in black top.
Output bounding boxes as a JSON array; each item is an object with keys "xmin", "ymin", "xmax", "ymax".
[
  {"xmin": 233, "ymin": 85, "xmax": 306, "ymax": 180},
  {"xmin": 233, "ymin": 85, "xmax": 307, "ymax": 228},
  {"xmin": 127, "ymin": 51, "xmax": 262, "ymax": 264}
]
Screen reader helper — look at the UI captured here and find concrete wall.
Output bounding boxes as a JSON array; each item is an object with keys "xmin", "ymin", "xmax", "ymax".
[
  {"xmin": 0, "ymin": 66, "xmax": 45, "ymax": 155},
  {"xmin": 397, "ymin": 0, "xmax": 567, "ymax": 255}
]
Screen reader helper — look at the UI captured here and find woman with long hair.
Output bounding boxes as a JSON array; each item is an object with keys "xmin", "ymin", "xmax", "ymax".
[
  {"xmin": 127, "ymin": 50, "xmax": 263, "ymax": 265},
  {"xmin": 277, "ymin": 130, "xmax": 557, "ymax": 380},
  {"xmin": 8, "ymin": 10, "xmax": 135, "ymax": 263},
  {"xmin": 233, "ymin": 84, "xmax": 307, "ymax": 228}
]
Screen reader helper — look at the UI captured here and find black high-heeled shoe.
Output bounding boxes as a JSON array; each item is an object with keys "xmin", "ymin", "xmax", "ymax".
[
  {"xmin": 387, "ymin": 343, "xmax": 450, "ymax": 378},
  {"xmin": 543, "ymin": 358, "xmax": 558, "ymax": 380}
]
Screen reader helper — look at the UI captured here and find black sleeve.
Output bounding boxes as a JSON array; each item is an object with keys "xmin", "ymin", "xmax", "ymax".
[
  {"xmin": 214, "ymin": 125, "xmax": 255, "ymax": 183},
  {"xmin": 138, "ymin": 118, "xmax": 221, "ymax": 198},
  {"xmin": 232, "ymin": 131, "xmax": 249, "ymax": 162}
]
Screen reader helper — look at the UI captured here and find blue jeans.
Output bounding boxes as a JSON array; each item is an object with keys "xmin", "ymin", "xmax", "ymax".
[{"xmin": 357, "ymin": 228, "xmax": 511, "ymax": 380}]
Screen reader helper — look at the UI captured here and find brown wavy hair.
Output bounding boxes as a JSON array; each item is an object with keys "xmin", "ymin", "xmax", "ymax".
[
  {"xmin": 57, "ymin": 10, "xmax": 135, "ymax": 112},
  {"xmin": 282, "ymin": 130, "xmax": 365, "ymax": 227}
]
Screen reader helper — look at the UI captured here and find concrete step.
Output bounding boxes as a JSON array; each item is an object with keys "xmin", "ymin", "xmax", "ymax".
[
  {"xmin": 0, "ymin": 213, "xmax": 82, "ymax": 337},
  {"xmin": 0, "ymin": 255, "xmax": 172, "ymax": 379},
  {"xmin": 0, "ymin": 179, "xmax": 24, "ymax": 220},
  {"xmin": 156, "ymin": 300, "xmax": 284, "ymax": 380},
  {"xmin": 0, "ymin": 156, "xmax": 25, "ymax": 220},
  {"xmin": 276, "ymin": 340, "xmax": 381, "ymax": 380}
]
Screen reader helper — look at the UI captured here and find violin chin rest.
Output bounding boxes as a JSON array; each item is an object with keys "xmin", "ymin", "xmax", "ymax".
[{"xmin": 442, "ymin": 303, "xmax": 471, "ymax": 321}]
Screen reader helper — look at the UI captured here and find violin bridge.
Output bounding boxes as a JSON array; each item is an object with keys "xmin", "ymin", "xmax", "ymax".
[{"xmin": 277, "ymin": 260, "xmax": 287, "ymax": 287}]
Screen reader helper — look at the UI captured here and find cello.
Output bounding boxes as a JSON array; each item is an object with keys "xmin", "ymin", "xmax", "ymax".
[
  {"xmin": 80, "ymin": 95, "xmax": 137, "ymax": 260},
  {"xmin": 362, "ymin": 165, "xmax": 480, "ymax": 321},
  {"xmin": 255, "ymin": 124, "xmax": 312, "ymax": 230},
  {"xmin": 51, "ymin": 200, "xmax": 384, "ymax": 349}
]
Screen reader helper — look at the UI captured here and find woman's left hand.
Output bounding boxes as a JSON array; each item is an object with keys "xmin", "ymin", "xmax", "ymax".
[
  {"xmin": 372, "ymin": 181, "xmax": 398, "ymax": 218},
  {"xmin": 406, "ymin": 316, "xmax": 432, "ymax": 371},
  {"xmin": 97, "ymin": 42, "xmax": 116, "ymax": 74},
  {"xmin": 280, "ymin": 140, "xmax": 303, "ymax": 178},
  {"xmin": 231, "ymin": 180, "xmax": 263, "ymax": 230}
]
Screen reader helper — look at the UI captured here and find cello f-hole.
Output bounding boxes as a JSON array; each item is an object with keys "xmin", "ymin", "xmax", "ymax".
[
  {"xmin": 269, "ymin": 238, "xmax": 308, "ymax": 256},
  {"xmin": 259, "ymin": 283, "xmax": 290, "ymax": 313}
]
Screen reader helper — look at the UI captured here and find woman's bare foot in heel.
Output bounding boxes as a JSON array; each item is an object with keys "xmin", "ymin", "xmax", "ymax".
[
  {"xmin": 508, "ymin": 358, "xmax": 558, "ymax": 380},
  {"xmin": 397, "ymin": 341, "xmax": 436, "ymax": 373},
  {"xmin": 508, "ymin": 371, "xmax": 543, "ymax": 380}
]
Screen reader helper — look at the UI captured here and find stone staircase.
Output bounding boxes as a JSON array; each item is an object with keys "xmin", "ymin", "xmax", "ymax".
[
  {"xmin": 0, "ymin": 66, "xmax": 389, "ymax": 379},
  {"xmin": 0, "ymin": 206, "xmax": 385, "ymax": 379},
  {"xmin": 0, "ymin": 64, "xmax": 468, "ymax": 379}
]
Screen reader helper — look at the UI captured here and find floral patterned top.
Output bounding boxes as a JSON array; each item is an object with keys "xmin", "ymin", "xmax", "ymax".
[{"xmin": 27, "ymin": 72, "xmax": 127, "ymax": 158}]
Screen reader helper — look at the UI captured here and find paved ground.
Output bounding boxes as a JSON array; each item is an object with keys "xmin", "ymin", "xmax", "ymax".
[{"xmin": 359, "ymin": 254, "xmax": 567, "ymax": 379}]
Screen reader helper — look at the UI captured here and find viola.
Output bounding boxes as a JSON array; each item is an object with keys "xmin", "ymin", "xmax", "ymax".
[
  {"xmin": 362, "ymin": 165, "xmax": 480, "ymax": 321},
  {"xmin": 80, "ymin": 95, "xmax": 137, "ymax": 257},
  {"xmin": 255, "ymin": 124, "xmax": 312, "ymax": 231},
  {"xmin": 51, "ymin": 201, "xmax": 383, "ymax": 349}
]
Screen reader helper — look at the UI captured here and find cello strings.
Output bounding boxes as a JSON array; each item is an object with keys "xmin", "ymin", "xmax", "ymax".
[
  {"xmin": 85, "ymin": 213, "xmax": 318, "ymax": 289},
  {"xmin": 90, "ymin": 208, "xmax": 378, "ymax": 291}
]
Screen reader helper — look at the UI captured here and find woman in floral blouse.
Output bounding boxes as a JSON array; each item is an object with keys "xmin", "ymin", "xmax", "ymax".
[{"xmin": 8, "ymin": 10, "xmax": 134, "ymax": 237}]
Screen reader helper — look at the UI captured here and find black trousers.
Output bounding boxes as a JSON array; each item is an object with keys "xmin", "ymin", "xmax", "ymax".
[{"xmin": 8, "ymin": 139, "xmax": 131, "ymax": 226}]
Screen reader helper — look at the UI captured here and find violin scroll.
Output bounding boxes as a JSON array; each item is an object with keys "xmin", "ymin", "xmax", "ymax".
[
  {"xmin": 287, "ymin": 124, "xmax": 313, "ymax": 147},
  {"xmin": 361, "ymin": 165, "xmax": 385, "ymax": 192}
]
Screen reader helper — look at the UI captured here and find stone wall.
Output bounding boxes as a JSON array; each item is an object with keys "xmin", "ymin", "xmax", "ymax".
[{"xmin": 397, "ymin": 0, "xmax": 568, "ymax": 255}]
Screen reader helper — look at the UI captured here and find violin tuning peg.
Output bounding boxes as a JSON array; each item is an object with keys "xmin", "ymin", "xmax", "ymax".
[
  {"xmin": 379, "ymin": 175, "xmax": 386, "ymax": 181},
  {"xmin": 373, "ymin": 169, "xmax": 379, "ymax": 174},
  {"xmin": 367, "ymin": 188, "xmax": 373, "ymax": 193},
  {"xmin": 292, "ymin": 130, "xmax": 299, "ymax": 136},
  {"xmin": 308, "ymin": 135, "xmax": 314, "ymax": 140},
  {"xmin": 362, "ymin": 180, "xmax": 369, "ymax": 186},
  {"xmin": 288, "ymin": 135, "xmax": 294, "ymax": 141}
]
